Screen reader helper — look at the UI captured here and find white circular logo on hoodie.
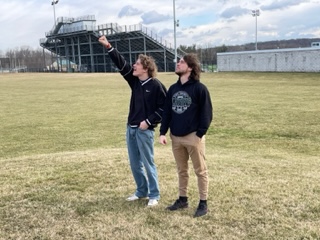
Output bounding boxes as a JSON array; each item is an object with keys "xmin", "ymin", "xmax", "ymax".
[{"xmin": 172, "ymin": 91, "xmax": 192, "ymax": 114}]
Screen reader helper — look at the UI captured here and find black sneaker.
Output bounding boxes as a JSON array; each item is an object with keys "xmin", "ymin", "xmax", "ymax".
[
  {"xmin": 194, "ymin": 202, "xmax": 208, "ymax": 217},
  {"xmin": 166, "ymin": 199, "xmax": 188, "ymax": 211}
]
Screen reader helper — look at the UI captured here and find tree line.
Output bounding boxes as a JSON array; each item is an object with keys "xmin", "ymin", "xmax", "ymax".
[
  {"xmin": 1, "ymin": 38, "xmax": 319, "ymax": 73},
  {"xmin": 0, "ymin": 47, "xmax": 53, "ymax": 72}
]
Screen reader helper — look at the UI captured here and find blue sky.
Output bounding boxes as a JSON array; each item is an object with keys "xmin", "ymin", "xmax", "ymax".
[{"xmin": 0, "ymin": 0, "xmax": 320, "ymax": 52}]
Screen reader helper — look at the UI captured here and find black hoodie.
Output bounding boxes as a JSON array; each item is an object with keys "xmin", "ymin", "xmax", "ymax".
[
  {"xmin": 107, "ymin": 47, "xmax": 167, "ymax": 129},
  {"xmin": 160, "ymin": 78, "xmax": 213, "ymax": 138}
]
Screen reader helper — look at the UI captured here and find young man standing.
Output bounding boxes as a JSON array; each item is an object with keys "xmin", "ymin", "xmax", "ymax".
[
  {"xmin": 159, "ymin": 53, "xmax": 213, "ymax": 217},
  {"xmin": 99, "ymin": 36, "xmax": 167, "ymax": 207}
]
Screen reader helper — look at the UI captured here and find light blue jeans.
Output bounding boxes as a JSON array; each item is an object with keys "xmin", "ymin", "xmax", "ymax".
[{"xmin": 126, "ymin": 126, "xmax": 160, "ymax": 200}]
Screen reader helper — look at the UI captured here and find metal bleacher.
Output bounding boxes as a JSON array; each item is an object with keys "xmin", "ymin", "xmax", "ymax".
[{"xmin": 39, "ymin": 15, "xmax": 179, "ymax": 72}]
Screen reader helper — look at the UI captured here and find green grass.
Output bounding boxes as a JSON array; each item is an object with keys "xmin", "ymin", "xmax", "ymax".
[{"xmin": 0, "ymin": 72, "xmax": 320, "ymax": 239}]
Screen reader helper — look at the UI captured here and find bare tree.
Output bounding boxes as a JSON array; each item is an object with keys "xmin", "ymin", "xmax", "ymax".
[{"xmin": 4, "ymin": 46, "xmax": 51, "ymax": 72}]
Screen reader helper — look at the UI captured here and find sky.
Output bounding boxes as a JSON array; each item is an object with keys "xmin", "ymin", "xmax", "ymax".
[{"xmin": 1, "ymin": 0, "xmax": 320, "ymax": 53}]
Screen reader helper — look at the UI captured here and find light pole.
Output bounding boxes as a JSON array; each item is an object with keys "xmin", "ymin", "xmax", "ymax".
[
  {"xmin": 52, "ymin": 0, "xmax": 59, "ymax": 27},
  {"xmin": 173, "ymin": 0, "xmax": 179, "ymax": 66},
  {"xmin": 251, "ymin": 9, "xmax": 260, "ymax": 51},
  {"xmin": 51, "ymin": 0, "xmax": 59, "ymax": 71}
]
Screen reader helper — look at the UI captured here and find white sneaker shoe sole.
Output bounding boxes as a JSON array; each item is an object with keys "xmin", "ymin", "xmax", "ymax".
[
  {"xmin": 126, "ymin": 194, "xmax": 149, "ymax": 201},
  {"xmin": 147, "ymin": 199, "xmax": 159, "ymax": 207}
]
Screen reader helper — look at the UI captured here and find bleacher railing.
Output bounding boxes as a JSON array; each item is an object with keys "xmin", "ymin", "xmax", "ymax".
[{"xmin": 42, "ymin": 16, "xmax": 174, "ymax": 51}]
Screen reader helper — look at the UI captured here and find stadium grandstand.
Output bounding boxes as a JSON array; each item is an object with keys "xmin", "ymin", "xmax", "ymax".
[{"xmin": 40, "ymin": 15, "xmax": 182, "ymax": 72}]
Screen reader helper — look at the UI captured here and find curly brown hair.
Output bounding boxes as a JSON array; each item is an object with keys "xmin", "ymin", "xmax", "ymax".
[
  {"xmin": 138, "ymin": 54, "xmax": 158, "ymax": 78},
  {"xmin": 183, "ymin": 53, "xmax": 201, "ymax": 81}
]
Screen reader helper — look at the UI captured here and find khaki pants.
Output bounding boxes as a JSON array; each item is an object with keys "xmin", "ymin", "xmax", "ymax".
[{"xmin": 170, "ymin": 132, "xmax": 208, "ymax": 200}]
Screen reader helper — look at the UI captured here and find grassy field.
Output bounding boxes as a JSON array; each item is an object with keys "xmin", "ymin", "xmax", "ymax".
[{"xmin": 0, "ymin": 72, "xmax": 319, "ymax": 239}]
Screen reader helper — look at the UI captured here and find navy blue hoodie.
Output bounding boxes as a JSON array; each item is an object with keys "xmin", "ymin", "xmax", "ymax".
[{"xmin": 160, "ymin": 78, "xmax": 213, "ymax": 138}]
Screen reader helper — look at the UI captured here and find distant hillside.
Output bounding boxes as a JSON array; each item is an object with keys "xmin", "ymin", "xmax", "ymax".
[{"xmin": 225, "ymin": 38, "xmax": 320, "ymax": 52}]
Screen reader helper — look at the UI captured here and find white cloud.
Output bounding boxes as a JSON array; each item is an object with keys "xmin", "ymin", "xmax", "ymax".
[
  {"xmin": 220, "ymin": 6, "xmax": 250, "ymax": 18},
  {"xmin": 261, "ymin": 0, "xmax": 305, "ymax": 11},
  {"xmin": 118, "ymin": 6, "xmax": 143, "ymax": 18},
  {"xmin": 141, "ymin": 11, "xmax": 170, "ymax": 24},
  {"xmin": 0, "ymin": 0, "xmax": 320, "ymax": 51}
]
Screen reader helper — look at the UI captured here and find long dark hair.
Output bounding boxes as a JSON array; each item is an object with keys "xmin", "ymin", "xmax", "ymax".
[{"xmin": 183, "ymin": 53, "xmax": 201, "ymax": 81}]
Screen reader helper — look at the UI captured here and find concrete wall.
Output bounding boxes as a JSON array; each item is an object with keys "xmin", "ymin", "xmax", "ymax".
[{"xmin": 217, "ymin": 47, "xmax": 320, "ymax": 72}]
